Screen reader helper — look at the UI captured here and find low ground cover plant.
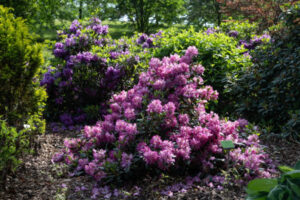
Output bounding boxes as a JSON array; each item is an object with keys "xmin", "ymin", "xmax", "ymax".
[
  {"xmin": 0, "ymin": 120, "xmax": 30, "ymax": 185},
  {"xmin": 246, "ymin": 160, "xmax": 300, "ymax": 200},
  {"xmin": 53, "ymin": 47, "xmax": 275, "ymax": 190}
]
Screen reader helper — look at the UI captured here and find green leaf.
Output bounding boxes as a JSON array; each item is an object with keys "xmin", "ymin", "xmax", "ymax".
[
  {"xmin": 220, "ymin": 140, "xmax": 235, "ymax": 149},
  {"xmin": 284, "ymin": 170, "xmax": 300, "ymax": 179},
  {"xmin": 247, "ymin": 178, "xmax": 278, "ymax": 195},
  {"xmin": 287, "ymin": 179, "xmax": 300, "ymax": 197},
  {"xmin": 294, "ymin": 161, "xmax": 300, "ymax": 170},
  {"xmin": 279, "ymin": 165, "xmax": 294, "ymax": 173},
  {"xmin": 267, "ymin": 185, "xmax": 288, "ymax": 200},
  {"xmin": 246, "ymin": 192, "xmax": 268, "ymax": 200}
]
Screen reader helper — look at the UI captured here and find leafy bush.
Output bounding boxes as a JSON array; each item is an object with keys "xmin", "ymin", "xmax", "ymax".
[
  {"xmin": 0, "ymin": 5, "xmax": 46, "ymax": 131},
  {"xmin": 42, "ymin": 18, "xmax": 154, "ymax": 126},
  {"xmin": 231, "ymin": 2, "xmax": 300, "ymax": 139},
  {"xmin": 53, "ymin": 47, "xmax": 274, "ymax": 186},
  {"xmin": 246, "ymin": 160, "xmax": 300, "ymax": 200},
  {"xmin": 0, "ymin": 120, "xmax": 30, "ymax": 184},
  {"xmin": 153, "ymin": 27, "xmax": 252, "ymax": 115},
  {"xmin": 0, "ymin": 5, "xmax": 46, "ymax": 185}
]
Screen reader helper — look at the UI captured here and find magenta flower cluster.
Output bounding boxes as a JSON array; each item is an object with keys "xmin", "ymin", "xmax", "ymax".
[{"xmin": 53, "ymin": 46, "xmax": 274, "ymax": 184}]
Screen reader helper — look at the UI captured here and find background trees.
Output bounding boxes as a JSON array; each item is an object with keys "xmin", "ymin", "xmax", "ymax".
[
  {"xmin": 115, "ymin": 0, "xmax": 185, "ymax": 32},
  {"xmin": 185, "ymin": 0, "xmax": 222, "ymax": 27},
  {"xmin": 216, "ymin": 0, "xmax": 292, "ymax": 30}
]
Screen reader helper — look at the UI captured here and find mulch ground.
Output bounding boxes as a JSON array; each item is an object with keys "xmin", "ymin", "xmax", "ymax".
[{"xmin": 1, "ymin": 127, "xmax": 300, "ymax": 200}]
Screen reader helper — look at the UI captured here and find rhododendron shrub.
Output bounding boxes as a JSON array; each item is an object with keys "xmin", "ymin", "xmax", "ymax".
[
  {"xmin": 41, "ymin": 18, "xmax": 142, "ymax": 125},
  {"xmin": 152, "ymin": 26, "xmax": 272, "ymax": 116},
  {"xmin": 54, "ymin": 47, "xmax": 274, "ymax": 185}
]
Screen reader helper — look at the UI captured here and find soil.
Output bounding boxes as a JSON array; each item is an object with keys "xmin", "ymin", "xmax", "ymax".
[{"xmin": 1, "ymin": 127, "xmax": 299, "ymax": 200}]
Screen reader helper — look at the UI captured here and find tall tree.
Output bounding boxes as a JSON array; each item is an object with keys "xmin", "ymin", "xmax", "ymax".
[{"xmin": 115, "ymin": 0, "xmax": 186, "ymax": 33}]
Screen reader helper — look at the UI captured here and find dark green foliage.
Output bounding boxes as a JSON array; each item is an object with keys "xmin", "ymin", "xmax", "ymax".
[
  {"xmin": 232, "ymin": 3, "xmax": 300, "ymax": 139},
  {"xmin": 246, "ymin": 160, "xmax": 300, "ymax": 200},
  {"xmin": 153, "ymin": 27, "xmax": 252, "ymax": 115}
]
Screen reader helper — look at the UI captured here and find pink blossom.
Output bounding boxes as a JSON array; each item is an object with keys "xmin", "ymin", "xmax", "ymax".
[
  {"xmin": 178, "ymin": 114, "xmax": 190, "ymax": 125},
  {"xmin": 163, "ymin": 102, "xmax": 176, "ymax": 116},
  {"xmin": 147, "ymin": 99, "xmax": 163, "ymax": 114},
  {"xmin": 124, "ymin": 108, "xmax": 136, "ymax": 120}
]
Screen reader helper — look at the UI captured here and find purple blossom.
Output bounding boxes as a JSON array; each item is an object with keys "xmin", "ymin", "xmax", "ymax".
[
  {"xmin": 70, "ymin": 20, "xmax": 82, "ymax": 33},
  {"xmin": 228, "ymin": 30, "xmax": 238, "ymax": 37},
  {"xmin": 60, "ymin": 113, "xmax": 73, "ymax": 126},
  {"xmin": 52, "ymin": 152, "xmax": 64, "ymax": 163},
  {"xmin": 205, "ymin": 28, "xmax": 216, "ymax": 35},
  {"xmin": 121, "ymin": 153, "xmax": 133, "ymax": 168}
]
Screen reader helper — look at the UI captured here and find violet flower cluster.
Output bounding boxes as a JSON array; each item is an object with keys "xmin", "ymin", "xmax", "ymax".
[
  {"xmin": 238, "ymin": 33, "xmax": 271, "ymax": 57},
  {"xmin": 136, "ymin": 31, "xmax": 162, "ymax": 48},
  {"xmin": 53, "ymin": 46, "xmax": 274, "ymax": 185},
  {"xmin": 41, "ymin": 18, "xmax": 137, "ymax": 126}
]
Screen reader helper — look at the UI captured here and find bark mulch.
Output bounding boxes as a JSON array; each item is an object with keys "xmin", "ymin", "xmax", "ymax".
[{"xmin": 1, "ymin": 128, "xmax": 299, "ymax": 200}]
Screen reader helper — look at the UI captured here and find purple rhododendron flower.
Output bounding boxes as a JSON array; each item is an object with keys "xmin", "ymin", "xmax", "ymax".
[
  {"xmin": 60, "ymin": 113, "xmax": 73, "ymax": 126},
  {"xmin": 228, "ymin": 30, "xmax": 238, "ymax": 37}
]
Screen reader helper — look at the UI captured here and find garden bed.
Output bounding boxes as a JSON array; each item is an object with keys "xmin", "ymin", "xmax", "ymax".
[{"xmin": 1, "ymin": 127, "xmax": 299, "ymax": 200}]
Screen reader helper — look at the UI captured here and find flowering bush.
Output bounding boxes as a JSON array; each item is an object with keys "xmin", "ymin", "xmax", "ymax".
[
  {"xmin": 41, "ymin": 18, "xmax": 147, "ymax": 125},
  {"xmin": 54, "ymin": 47, "xmax": 274, "ymax": 185},
  {"xmin": 152, "ymin": 27, "xmax": 252, "ymax": 115}
]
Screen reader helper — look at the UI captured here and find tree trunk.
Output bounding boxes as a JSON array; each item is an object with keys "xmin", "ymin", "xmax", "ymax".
[
  {"xmin": 79, "ymin": 0, "xmax": 83, "ymax": 19},
  {"xmin": 214, "ymin": 0, "xmax": 221, "ymax": 26}
]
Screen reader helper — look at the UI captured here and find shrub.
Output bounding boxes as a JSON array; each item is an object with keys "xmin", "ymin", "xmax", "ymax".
[
  {"xmin": 0, "ymin": 5, "xmax": 46, "ymax": 185},
  {"xmin": 231, "ymin": 2, "xmax": 300, "ymax": 140},
  {"xmin": 53, "ymin": 47, "xmax": 274, "ymax": 186},
  {"xmin": 42, "ymin": 18, "xmax": 153, "ymax": 126},
  {"xmin": 152, "ymin": 27, "xmax": 252, "ymax": 115},
  {"xmin": 246, "ymin": 160, "xmax": 300, "ymax": 200},
  {"xmin": 0, "ymin": 120, "xmax": 30, "ymax": 185},
  {"xmin": 0, "ymin": 5, "xmax": 46, "ymax": 130}
]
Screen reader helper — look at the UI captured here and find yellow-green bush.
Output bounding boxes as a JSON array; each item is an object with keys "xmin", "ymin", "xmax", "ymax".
[{"xmin": 0, "ymin": 5, "xmax": 46, "ymax": 184}]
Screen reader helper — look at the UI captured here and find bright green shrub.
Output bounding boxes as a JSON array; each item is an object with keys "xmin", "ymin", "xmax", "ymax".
[
  {"xmin": 0, "ymin": 5, "xmax": 46, "ymax": 130},
  {"xmin": 153, "ymin": 27, "xmax": 252, "ymax": 115},
  {"xmin": 232, "ymin": 2, "xmax": 300, "ymax": 140},
  {"xmin": 246, "ymin": 160, "xmax": 300, "ymax": 200},
  {"xmin": 0, "ymin": 6, "xmax": 46, "ymax": 184}
]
